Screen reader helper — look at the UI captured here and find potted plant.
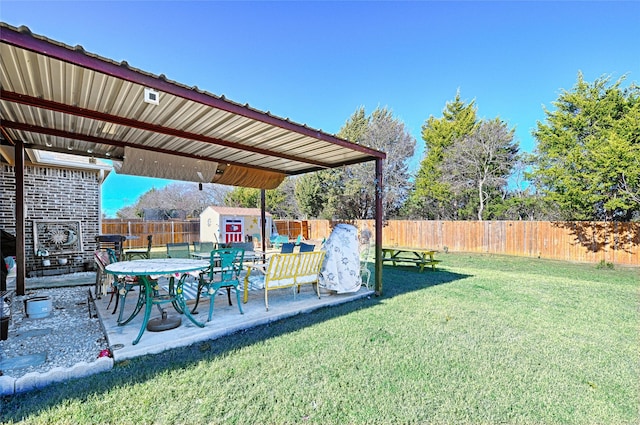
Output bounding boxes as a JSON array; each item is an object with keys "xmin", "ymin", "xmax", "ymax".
[{"xmin": 36, "ymin": 248, "xmax": 50, "ymax": 266}]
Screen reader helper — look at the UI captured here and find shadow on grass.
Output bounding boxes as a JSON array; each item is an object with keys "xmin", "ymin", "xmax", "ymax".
[
  {"xmin": 375, "ymin": 263, "xmax": 471, "ymax": 299},
  {"xmin": 0, "ymin": 265, "xmax": 469, "ymax": 420}
]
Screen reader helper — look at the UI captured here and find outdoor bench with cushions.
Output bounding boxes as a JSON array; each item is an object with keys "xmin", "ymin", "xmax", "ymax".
[{"xmin": 242, "ymin": 250, "xmax": 326, "ymax": 311}]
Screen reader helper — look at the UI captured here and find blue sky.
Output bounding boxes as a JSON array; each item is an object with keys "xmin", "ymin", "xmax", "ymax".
[{"xmin": 2, "ymin": 1, "xmax": 639, "ymax": 217}]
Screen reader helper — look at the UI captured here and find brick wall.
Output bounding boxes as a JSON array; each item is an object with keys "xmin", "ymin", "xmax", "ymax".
[{"xmin": 0, "ymin": 164, "xmax": 101, "ymax": 276}]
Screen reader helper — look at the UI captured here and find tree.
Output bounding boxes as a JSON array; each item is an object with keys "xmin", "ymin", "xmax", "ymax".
[
  {"xmin": 224, "ymin": 187, "xmax": 260, "ymax": 208},
  {"xmin": 406, "ymin": 92, "xmax": 478, "ymax": 219},
  {"xmin": 116, "ymin": 182, "xmax": 230, "ymax": 218},
  {"xmin": 441, "ymin": 119, "xmax": 519, "ymax": 220},
  {"xmin": 491, "ymin": 161, "xmax": 560, "ymax": 221},
  {"xmin": 295, "ymin": 172, "xmax": 328, "ymax": 218},
  {"xmin": 528, "ymin": 73, "xmax": 640, "ymax": 221},
  {"xmin": 308, "ymin": 107, "xmax": 415, "ymax": 219},
  {"xmin": 224, "ymin": 178, "xmax": 300, "ymax": 219},
  {"xmin": 268, "ymin": 178, "xmax": 300, "ymax": 219},
  {"xmin": 366, "ymin": 108, "xmax": 416, "ymax": 217},
  {"xmin": 320, "ymin": 107, "xmax": 370, "ymax": 219}
]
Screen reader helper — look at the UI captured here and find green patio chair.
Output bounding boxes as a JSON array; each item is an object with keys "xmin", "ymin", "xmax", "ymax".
[
  {"xmin": 272, "ymin": 235, "xmax": 289, "ymax": 249},
  {"xmin": 195, "ymin": 248, "xmax": 245, "ymax": 322},
  {"xmin": 125, "ymin": 234, "xmax": 153, "ymax": 260},
  {"xmin": 166, "ymin": 242, "xmax": 191, "ymax": 258},
  {"xmin": 193, "ymin": 241, "xmax": 215, "ymax": 254}
]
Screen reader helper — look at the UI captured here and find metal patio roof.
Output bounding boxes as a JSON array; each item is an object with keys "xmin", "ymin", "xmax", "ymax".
[
  {"xmin": 0, "ymin": 23, "xmax": 385, "ymax": 189},
  {"xmin": 0, "ymin": 22, "xmax": 386, "ymax": 296}
]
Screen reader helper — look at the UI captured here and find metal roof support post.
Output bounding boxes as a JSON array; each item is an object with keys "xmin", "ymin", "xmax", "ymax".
[
  {"xmin": 15, "ymin": 138, "xmax": 26, "ymax": 296},
  {"xmin": 374, "ymin": 158, "xmax": 383, "ymax": 296},
  {"xmin": 260, "ymin": 189, "xmax": 266, "ymax": 259}
]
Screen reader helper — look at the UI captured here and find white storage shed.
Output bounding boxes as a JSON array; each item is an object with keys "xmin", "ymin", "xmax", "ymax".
[{"xmin": 200, "ymin": 206, "xmax": 273, "ymax": 245}]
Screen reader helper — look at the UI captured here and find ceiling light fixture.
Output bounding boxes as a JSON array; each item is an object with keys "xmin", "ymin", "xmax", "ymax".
[{"xmin": 144, "ymin": 87, "xmax": 159, "ymax": 105}]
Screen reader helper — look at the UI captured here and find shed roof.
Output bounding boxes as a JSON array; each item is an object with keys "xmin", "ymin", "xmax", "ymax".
[
  {"xmin": 203, "ymin": 206, "xmax": 272, "ymax": 217},
  {"xmin": 0, "ymin": 23, "xmax": 385, "ymax": 189}
]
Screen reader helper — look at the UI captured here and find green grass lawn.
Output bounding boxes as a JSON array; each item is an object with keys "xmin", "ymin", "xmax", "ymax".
[{"xmin": 2, "ymin": 253, "xmax": 638, "ymax": 424}]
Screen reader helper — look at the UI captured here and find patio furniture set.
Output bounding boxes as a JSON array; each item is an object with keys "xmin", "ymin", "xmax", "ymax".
[{"xmin": 94, "ymin": 234, "xmax": 327, "ymax": 345}]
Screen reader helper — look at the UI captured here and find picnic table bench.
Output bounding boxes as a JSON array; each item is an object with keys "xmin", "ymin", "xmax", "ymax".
[{"xmin": 381, "ymin": 247, "xmax": 441, "ymax": 272}]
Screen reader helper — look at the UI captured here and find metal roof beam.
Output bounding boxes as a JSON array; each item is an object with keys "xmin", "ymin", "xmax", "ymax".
[
  {"xmin": 1, "ymin": 120, "xmax": 286, "ymax": 174},
  {"xmin": 1, "ymin": 89, "xmax": 334, "ymax": 168}
]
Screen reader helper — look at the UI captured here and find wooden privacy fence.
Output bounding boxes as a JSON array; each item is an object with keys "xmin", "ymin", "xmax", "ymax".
[
  {"xmin": 102, "ymin": 219, "xmax": 199, "ymax": 249},
  {"xmin": 103, "ymin": 219, "xmax": 640, "ymax": 266},
  {"xmin": 274, "ymin": 220, "xmax": 309, "ymax": 240},
  {"xmin": 305, "ymin": 220, "xmax": 640, "ymax": 267}
]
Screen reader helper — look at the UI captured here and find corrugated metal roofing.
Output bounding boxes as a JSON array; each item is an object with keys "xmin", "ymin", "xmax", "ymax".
[{"xmin": 0, "ymin": 23, "xmax": 385, "ymax": 188}]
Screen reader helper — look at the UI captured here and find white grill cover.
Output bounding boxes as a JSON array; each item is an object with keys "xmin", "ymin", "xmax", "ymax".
[{"xmin": 319, "ymin": 223, "xmax": 361, "ymax": 294}]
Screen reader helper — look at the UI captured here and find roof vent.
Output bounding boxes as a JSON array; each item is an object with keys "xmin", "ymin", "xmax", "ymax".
[{"xmin": 144, "ymin": 88, "xmax": 159, "ymax": 105}]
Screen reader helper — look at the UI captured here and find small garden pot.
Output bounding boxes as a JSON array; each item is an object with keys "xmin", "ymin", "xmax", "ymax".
[
  {"xmin": 25, "ymin": 296, "xmax": 52, "ymax": 319},
  {"xmin": 42, "ymin": 259, "xmax": 51, "ymax": 267}
]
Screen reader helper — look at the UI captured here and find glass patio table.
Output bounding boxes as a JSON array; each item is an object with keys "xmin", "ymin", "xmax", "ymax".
[{"xmin": 105, "ymin": 258, "xmax": 209, "ymax": 345}]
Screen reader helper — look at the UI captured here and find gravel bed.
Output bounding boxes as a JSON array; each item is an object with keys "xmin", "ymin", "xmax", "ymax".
[{"xmin": 0, "ymin": 283, "xmax": 109, "ymax": 380}]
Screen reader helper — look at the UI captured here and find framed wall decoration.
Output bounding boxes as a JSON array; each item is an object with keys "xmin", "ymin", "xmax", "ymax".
[{"xmin": 33, "ymin": 220, "xmax": 83, "ymax": 255}]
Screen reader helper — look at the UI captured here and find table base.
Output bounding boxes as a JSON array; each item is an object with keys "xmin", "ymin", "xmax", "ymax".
[{"xmin": 147, "ymin": 312, "xmax": 182, "ymax": 331}]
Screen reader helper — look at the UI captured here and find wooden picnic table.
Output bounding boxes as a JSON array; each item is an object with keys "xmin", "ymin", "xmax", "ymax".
[{"xmin": 381, "ymin": 247, "xmax": 441, "ymax": 272}]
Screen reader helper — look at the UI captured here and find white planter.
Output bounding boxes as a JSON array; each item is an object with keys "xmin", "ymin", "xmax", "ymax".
[{"xmin": 42, "ymin": 259, "xmax": 51, "ymax": 267}]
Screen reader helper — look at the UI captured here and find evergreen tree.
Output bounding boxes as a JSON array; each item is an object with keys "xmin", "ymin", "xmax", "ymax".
[
  {"xmin": 529, "ymin": 73, "xmax": 640, "ymax": 221},
  {"xmin": 407, "ymin": 91, "xmax": 478, "ymax": 219}
]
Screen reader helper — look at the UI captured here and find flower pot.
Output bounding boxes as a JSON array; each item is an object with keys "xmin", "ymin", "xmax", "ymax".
[
  {"xmin": 58, "ymin": 258, "xmax": 68, "ymax": 265},
  {"xmin": 42, "ymin": 259, "xmax": 51, "ymax": 267},
  {"xmin": 25, "ymin": 296, "xmax": 52, "ymax": 319}
]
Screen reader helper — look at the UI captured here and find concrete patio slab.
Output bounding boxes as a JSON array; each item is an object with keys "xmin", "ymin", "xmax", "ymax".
[{"xmin": 95, "ymin": 279, "xmax": 373, "ymax": 361}]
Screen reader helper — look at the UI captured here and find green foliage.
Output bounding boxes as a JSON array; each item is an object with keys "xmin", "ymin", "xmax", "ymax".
[
  {"xmin": 491, "ymin": 189, "xmax": 560, "ymax": 220},
  {"xmin": 407, "ymin": 93, "xmax": 520, "ymax": 221},
  {"xmin": 298, "ymin": 106, "xmax": 415, "ymax": 219},
  {"xmin": 441, "ymin": 118, "xmax": 520, "ymax": 220},
  {"xmin": 336, "ymin": 105, "xmax": 369, "ymax": 145},
  {"xmin": 266, "ymin": 178, "xmax": 299, "ymax": 218},
  {"xmin": 407, "ymin": 91, "xmax": 479, "ymax": 219},
  {"xmin": 596, "ymin": 259, "xmax": 615, "ymax": 270},
  {"xmin": 529, "ymin": 73, "xmax": 640, "ymax": 221},
  {"xmin": 294, "ymin": 172, "xmax": 327, "ymax": 218},
  {"xmin": 224, "ymin": 180, "xmax": 298, "ymax": 218},
  {"xmin": 224, "ymin": 186, "xmax": 260, "ymax": 207}
]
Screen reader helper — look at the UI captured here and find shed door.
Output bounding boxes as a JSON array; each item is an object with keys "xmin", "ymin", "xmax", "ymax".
[{"xmin": 224, "ymin": 218, "xmax": 244, "ymax": 243}]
